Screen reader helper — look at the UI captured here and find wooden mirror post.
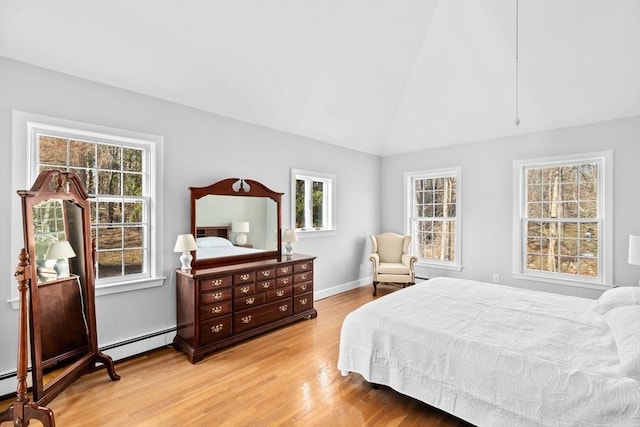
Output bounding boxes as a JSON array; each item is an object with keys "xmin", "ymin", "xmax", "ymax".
[{"xmin": 0, "ymin": 250, "xmax": 55, "ymax": 426}]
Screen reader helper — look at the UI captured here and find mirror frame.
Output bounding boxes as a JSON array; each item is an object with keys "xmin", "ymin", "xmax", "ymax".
[
  {"xmin": 18, "ymin": 170, "xmax": 119, "ymax": 405},
  {"xmin": 191, "ymin": 178, "xmax": 283, "ymax": 270}
]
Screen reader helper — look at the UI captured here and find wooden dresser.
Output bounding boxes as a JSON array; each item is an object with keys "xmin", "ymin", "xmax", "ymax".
[{"xmin": 174, "ymin": 254, "xmax": 317, "ymax": 363}]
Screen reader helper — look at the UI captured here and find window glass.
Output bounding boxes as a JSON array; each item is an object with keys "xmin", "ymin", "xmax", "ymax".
[{"xmin": 291, "ymin": 169, "xmax": 335, "ymax": 233}]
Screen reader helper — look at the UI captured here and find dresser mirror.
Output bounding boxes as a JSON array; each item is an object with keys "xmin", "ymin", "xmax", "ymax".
[
  {"xmin": 191, "ymin": 178, "xmax": 283, "ymax": 269},
  {"xmin": 18, "ymin": 170, "xmax": 119, "ymax": 406}
]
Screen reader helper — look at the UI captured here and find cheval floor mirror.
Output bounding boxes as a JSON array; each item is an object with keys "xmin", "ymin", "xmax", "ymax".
[{"xmin": 1, "ymin": 170, "xmax": 120, "ymax": 426}]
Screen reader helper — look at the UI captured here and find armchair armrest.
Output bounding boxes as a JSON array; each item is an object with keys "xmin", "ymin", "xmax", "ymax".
[
  {"xmin": 369, "ymin": 253, "xmax": 380, "ymax": 268},
  {"xmin": 401, "ymin": 253, "xmax": 418, "ymax": 269}
]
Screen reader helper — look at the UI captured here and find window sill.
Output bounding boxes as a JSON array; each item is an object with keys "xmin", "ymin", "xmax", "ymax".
[
  {"xmin": 512, "ymin": 273, "xmax": 611, "ymax": 291},
  {"xmin": 96, "ymin": 276, "xmax": 166, "ymax": 296},
  {"xmin": 416, "ymin": 261, "xmax": 463, "ymax": 272},
  {"xmin": 297, "ymin": 229, "xmax": 336, "ymax": 238}
]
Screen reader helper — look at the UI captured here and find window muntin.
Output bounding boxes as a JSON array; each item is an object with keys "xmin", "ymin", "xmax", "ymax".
[
  {"xmin": 291, "ymin": 169, "xmax": 335, "ymax": 233},
  {"xmin": 35, "ymin": 131, "xmax": 150, "ymax": 283},
  {"xmin": 523, "ymin": 162, "xmax": 600, "ymax": 279},
  {"xmin": 406, "ymin": 168, "xmax": 461, "ymax": 269}
]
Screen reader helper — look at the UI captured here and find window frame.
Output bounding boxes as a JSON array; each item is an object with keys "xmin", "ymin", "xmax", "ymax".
[
  {"xmin": 404, "ymin": 167, "xmax": 462, "ymax": 271},
  {"xmin": 512, "ymin": 151, "xmax": 613, "ymax": 289},
  {"xmin": 290, "ymin": 168, "xmax": 336, "ymax": 237},
  {"xmin": 10, "ymin": 111, "xmax": 165, "ymax": 306}
]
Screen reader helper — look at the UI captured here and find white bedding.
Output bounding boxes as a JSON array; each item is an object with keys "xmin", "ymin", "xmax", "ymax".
[
  {"xmin": 196, "ymin": 245, "xmax": 265, "ymax": 260},
  {"xmin": 337, "ymin": 277, "xmax": 640, "ymax": 426}
]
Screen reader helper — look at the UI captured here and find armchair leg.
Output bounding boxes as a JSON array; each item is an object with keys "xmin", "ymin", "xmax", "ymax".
[{"xmin": 372, "ymin": 281, "xmax": 378, "ymax": 297}]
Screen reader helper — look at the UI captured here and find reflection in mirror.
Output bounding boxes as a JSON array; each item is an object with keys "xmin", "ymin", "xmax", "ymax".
[
  {"xmin": 195, "ymin": 195, "xmax": 278, "ymax": 260},
  {"xmin": 31, "ymin": 199, "xmax": 90, "ymax": 384}
]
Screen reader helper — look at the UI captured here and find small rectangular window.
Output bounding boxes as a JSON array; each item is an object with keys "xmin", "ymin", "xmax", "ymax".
[{"xmin": 291, "ymin": 169, "xmax": 335, "ymax": 233}]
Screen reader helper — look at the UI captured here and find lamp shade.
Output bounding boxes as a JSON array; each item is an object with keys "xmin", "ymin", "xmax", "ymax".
[
  {"xmin": 174, "ymin": 234, "xmax": 197, "ymax": 252},
  {"xmin": 629, "ymin": 235, "xmax": 640, "ymax": 266},
  {"xmin": 232, "ymin": 221, "xmax": 250, "ymax": 233},
  {"xmin": 282, "ymin": 228, "xmax": 298, "ymax": 243},
  {"xmin": 45, "ymin": 241, "xmax": 76, "ymax": 260}
]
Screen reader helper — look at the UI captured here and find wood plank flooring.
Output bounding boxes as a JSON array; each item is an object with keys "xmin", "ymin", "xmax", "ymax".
[{"xmin": 1, "ymin": 284, "xmax": 472, "ymax": 426}]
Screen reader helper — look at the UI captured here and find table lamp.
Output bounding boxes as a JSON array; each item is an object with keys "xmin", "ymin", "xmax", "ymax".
[
  {"xmin": 283, "ymin": 228, "xmax": 298, "ymax": 256},
  {"xmin": 174, "ymin": 234, "xmax": 197, "ymax": 271},
  {"xmin": 232, "ymin": 221, "xmax": 250, "ymax": 245},
  {"xmin": 45, "ymin": 240, "xmax": 76, "ymax": 278}
]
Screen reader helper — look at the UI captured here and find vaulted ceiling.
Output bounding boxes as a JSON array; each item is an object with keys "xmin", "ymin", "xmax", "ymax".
[{"xmin": 1, "ymin": 1, "xmax": 639, "ymax": 156}]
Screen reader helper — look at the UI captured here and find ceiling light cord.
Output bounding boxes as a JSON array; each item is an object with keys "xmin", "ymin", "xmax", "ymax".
[{"xmin": 515, "ymin": 0, "xmax": 520, "ymax": 126}]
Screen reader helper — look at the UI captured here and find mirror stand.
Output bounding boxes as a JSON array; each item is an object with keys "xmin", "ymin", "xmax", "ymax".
[{"xmin": 0, "ymin": 250, "xmax": 55, "ymax": 427}]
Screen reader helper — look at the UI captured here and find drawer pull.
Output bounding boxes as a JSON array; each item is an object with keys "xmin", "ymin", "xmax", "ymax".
[
  {"xmin": 300, "ymin": 274, "xmax": 307, "ymax": 280},
  {"xmin": 300, "ymin": 285, "xmax": 307, "ymax": 291},
  {"xmin": 261, "ymin": 271, "xmax": 271, "ymax": 277},
  {"xmin": 240, "ymin": 286, "xmax": 250, "ymax": 294},
  {"xmin": 300, "ymin": 298, "xmax": 308, "ymax": 306},
  {"xmin": 282, "ymin": 278, "xmax": 289, "ymax": 284},
  {"xmin": 261, "ymin": 282, "xmax": 270, "ymax": 289},
  {"xmin": 245, "ymin": 297, "xmax": 255, "ymax": 305},
  {"xmin": 300, "ymin": 263, "xmax": 308, "ymax": 270},
  {"xmin": 241, "ymin": 315, "xmax": 252, "ymax": 324},
  {"xmin": 278, "ymin": 304, "xmax": 288, "ymax": 312},
  {"xmin": 211, "ymin": 324, "xmax": 224, "ymax": 333},
  {"xmin": 210, "ymin": 279, "xmax": 223, "ymax": 287},
  {"xmin": 276, "ymin": 290, "xmax": 284, "ymax": 297},
  {"xmin": 240, "ymin": 274, "xmax": 250, "ymax": 281},
  {"xmin": 211, "ymin": 306, "xmax": 223, "ymax": 314},
  {"xmin": 280, "ymin": 267, "xmax": 290, "ymax": 274},
  {"xmin": 211, "ymin": 292, "xmax": 223, "ymax": 301}
]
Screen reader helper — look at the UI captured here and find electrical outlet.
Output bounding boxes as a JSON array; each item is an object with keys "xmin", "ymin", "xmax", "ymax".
[{"xmin": 492, "ymin": 273, "xmax": 500, "ymax": 283}]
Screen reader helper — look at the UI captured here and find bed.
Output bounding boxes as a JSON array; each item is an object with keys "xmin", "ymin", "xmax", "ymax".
[
  {"xmin": 195, "ymin": 226, "xmax": 265, "ymax": 260},
  {"xmin": 337, "ymin": 277, "xmax": 640, "ymax": 426}
]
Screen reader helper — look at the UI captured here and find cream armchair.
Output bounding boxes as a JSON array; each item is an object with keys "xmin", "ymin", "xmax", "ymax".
[{"xmin": 369, "ymin": 232, "xmax": 418, "ymax": 296}]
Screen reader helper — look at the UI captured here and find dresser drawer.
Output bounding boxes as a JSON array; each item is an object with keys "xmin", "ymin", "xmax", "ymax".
[
  {"xmin": 234, "ymin": 283, "xmax": 255, "ymax": 298},
  {"xmin": 276, "ymin": 265, "xmax": 293, "ymax": 277},
  {"xmin": 266, "ymin": 286, "xmax": 292, "ymax": 302},
  {"xmin": 275, "ymin": 276, "xmax": 292, "ymax": 288},
  {"xmin": 293, "ymin": 261, "xmax": 313, "ymax": 273},
  {"xmin": 199, "ymin": 315, "xmax": 232, "ymax": 345},
  {"xmin": 234, "ymin": 299, "xmax": 293, "ymax": 334},
  {"xmin": 256, "ymin": 267, "xmax": 276, "ymax": 280},
  {"xmin": 293, "ymin": 281, "xmax": 312, "ymax": 295},
  {"xmin": 233, "ymin": 271, "xmax": 255, "ymax": 284},
  {"xmin": 199, "ymin": 300, "xmax": 232, "ymax": 321},
  {"xmin": 200, "ymin": 288, "xmax": 233, "ymax": 306},
  {"xmin": 197, "ymin": 276, "xmax": 232, "ymax": 292},
  {"xmin": 293, "ymin": 271, "xmax": 313, "ymax": 284},
  {"xmin": 293, "ymin": 292, "xmax": 313, "ymax": 314},
  {"xmin": 255, "ymin": 279, "xmax": 275, "ymax": 292},
  {"xmin": 234, "ymin": 293, "xmax": 266, "ymax": 309}
]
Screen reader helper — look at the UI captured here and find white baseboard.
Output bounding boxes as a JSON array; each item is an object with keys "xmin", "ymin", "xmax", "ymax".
[{"xmin": 314, "ymin": 276, "xmax": 371, "ymax": 300}]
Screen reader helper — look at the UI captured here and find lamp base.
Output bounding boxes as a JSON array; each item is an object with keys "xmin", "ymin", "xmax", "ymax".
[
  {"xmin": 53, "ymin": 259, "xmax": 70, "ymax": 278},
  {"xmin": 179, "ymin": 252, "xmax": 193, "ymax": 271},
  {"xmin": 284, "ymin": 243, "xmax": 294, "ymax": 256},
  {"xmin": 235, "ymin": 233, "xmax": 247, "ymax": 246}
]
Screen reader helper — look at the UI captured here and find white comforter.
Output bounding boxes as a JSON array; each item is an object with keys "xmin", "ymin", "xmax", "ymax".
[{"xmin": 337, "ymin": 277, "xmax": 640, "ymax": 426}]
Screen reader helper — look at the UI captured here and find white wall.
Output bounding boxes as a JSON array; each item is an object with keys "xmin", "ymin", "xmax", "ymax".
[
  {"xmin": 0, "ymin": 57, "xmax": 380, "ymax": 392},
  {"xmin": 381, "ymin": 116, "xmax": 640, "ymax": 298}
]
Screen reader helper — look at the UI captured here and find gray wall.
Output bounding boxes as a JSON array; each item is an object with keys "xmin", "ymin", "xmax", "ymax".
[
  {"xmin": 381, "ymin": 116, "xmax": 640, "ymax": 298},
  {"xmin": 0, "ymin": 57, "xmax": 380, "ymax": 390}
]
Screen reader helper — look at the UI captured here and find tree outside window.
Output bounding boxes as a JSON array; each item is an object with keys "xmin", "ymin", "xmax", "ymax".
[{"xmin": 292, "ymin": 169, "xmax": 335, "ymax": 233}]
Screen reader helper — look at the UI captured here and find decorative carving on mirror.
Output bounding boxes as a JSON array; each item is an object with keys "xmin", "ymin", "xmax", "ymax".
[
  {"xmin": 5, "ymin": 170, "xmax": 120, "ymax": 416},
  {"xmin": 190, "ymin": 178, "xmax": 283, "ymax": 269}
]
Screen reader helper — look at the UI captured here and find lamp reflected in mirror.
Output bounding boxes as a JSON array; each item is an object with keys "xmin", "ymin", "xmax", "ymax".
[
  {"xmin": 232, "ymin": 221, "xmax": 250, "ymax": 246},
  {"xmin": 44, "ymin": 240, "xmax": 76, "ymax": 279},
  {"xmin": 174, "ymin": 234, "xmax": 197, "ymax": 271},
  {"xmin": 283, "ymin": 228, "xmax": 298, "ymax": 257}
]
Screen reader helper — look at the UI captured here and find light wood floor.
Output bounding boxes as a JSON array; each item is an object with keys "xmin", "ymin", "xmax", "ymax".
[{"xmin": 1, "ymin": 285, "xmax": 472, "ymax": 427}]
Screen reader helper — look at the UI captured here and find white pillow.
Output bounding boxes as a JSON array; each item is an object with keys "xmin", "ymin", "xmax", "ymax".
[
  {"xmin": 604, "ymin": 305, "xmax": 640, "ymax": 380},
  {"xmin": 594, "ymin": 286, "xmax": 640, "ymax": 315},
  {"xmin": 196, "ymin": 237, "xmax": 233, "ymax": 248}
]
